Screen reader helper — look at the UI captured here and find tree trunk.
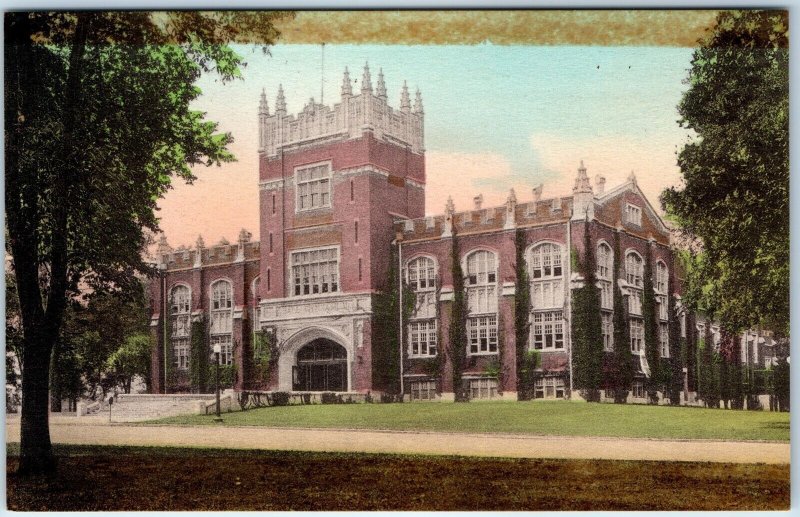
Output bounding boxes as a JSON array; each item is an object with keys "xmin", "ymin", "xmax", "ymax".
[
  {"xmin": 49, "ymin": 340, "xmax": 62, "ymax": 412},
  {"xmin": 19, "ymin": 332, "xmax": 57, "ymax": 474}
]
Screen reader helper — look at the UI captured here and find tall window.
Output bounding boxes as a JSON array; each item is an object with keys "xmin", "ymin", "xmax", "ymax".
[
  {"xmin": 251, "ymin": 277, "xmax": 261, "ymax": 328},
  {"xmin": 170, "ymin": 285, "xmax": 191, "ymax": 370},
  {"xmin": 656, "ymin": 260, "xmax": 668, "ymax": 321},
  {"xmin": 466, "ymin": 251, "xmax": 498, "ymax": 354},
  {"xmin": 659, "ymin": 323, "xmax": 669, "ymax": 358},
  {"xmin": 291, "ymin": 247, "xmax": 338, "ymax": 296},
  {"xmin": 530, "ymin": 243, "xmax": 565, "ymax": 351},
  {"xmin": 630, "ymin": 318, "xmax": 644, "ymax": 353},
  {"xmin": 602, "ymin": 312, "xmax": 614, "ymax": 351},
  {"xmin": 406, "ymin": 256, "xmax": 438, "ymax": 357},
  {"xmin": 625, "ymin": 203, "xmax": 642, "ymax": 226},
  {"xmin": 626, "ymin": 251, "xmax": 643, "ymax": 316},
  {"xmin": 597, "ymin": 243, "xmax": 613, "ymax": 310},
  {"xmin": 296, "ymin": 162, "xmax": 331, "ymax": 211},
  {"xmin": 210, "ymin": 280, "xmax": 233, "ymax": 365}
]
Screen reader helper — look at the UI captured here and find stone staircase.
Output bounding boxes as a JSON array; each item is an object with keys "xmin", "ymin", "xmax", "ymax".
[{"xmin": 107, "ymin": 394, "xmax": 221, "ymax": 423}]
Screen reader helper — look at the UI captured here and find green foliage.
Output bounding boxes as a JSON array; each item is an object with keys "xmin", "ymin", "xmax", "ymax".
[
  {"xmin": 609, "ymin": 231, "xmax": 633, "ymax": 403},
  {"xmin": 666, "ymin": 273, "xmax": 683, "ymax": 405},
  {"xmin": 772, "ymin": 355, "xmax": 790, "ymax": 411},
  {"xmin": 662, "ymin": 10, "xmax": 789, "ymax": 336},
  {"xmin": 372, "ymin": 244, "xmax": 416, "ymax": 394},
  {"xmin": 483, "ymin": 357, "xmax": 501, "ymax": 378},
  {"xmin": 448, "ymin": 230, "xmax": 468, "ymax": 401},
  {"xmin": 514, "ymin": 229, "xmax": 534, "ymax": 400},
  {"xmin": 571, "ymin": 222, "xmax": 603, "ymax": 401},
  {"xmin": 106, "ymin": 334, "xmax": 152, "ymax": 394},
  {"xmin": 642, "ymin": 246, "xmax": 660, "ymax": 403},
  {"xmin": 252, "ymin": 330, "xmax": 279, "ymax": 385},
  {"xmin": 5, "ymin": 11, "xmax": 290, "ymax": 473},
  {"xmin": 189, "ymin": 318, "xmax": 208, "ymax": 393}
]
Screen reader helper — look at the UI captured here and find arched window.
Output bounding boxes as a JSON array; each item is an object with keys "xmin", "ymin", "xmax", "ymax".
[
  {"xmin": 170, "ymin": 285, "xmax": 191, "ymax": 370},
  {"xmin": 597, "ymin": 242, "xmax": 614, "ymax": 351},
  {"xmin": 405, "ymin": 256, "xmax": 438, "ymax": 357},
  {"xmin": 465, "ymin": 250, "xmax": 498, "ymax": 355},
  {"xmin": 625, "ymin": 251, "xmax": 643, "ymax": 287},
  {"xmin": 655, "ymin": 260, "xmax": 669, "ymax": 356},
  {"xmin": 251, "ymin": 277, "xmax": 261, "ymax": 329},
  {"xmin": 529, "ymin": 243, "xmax": 565, "ymax": 351},
  {"xmin": 209, "ymin": 280, "xmax": 233, "ymax": 365}
]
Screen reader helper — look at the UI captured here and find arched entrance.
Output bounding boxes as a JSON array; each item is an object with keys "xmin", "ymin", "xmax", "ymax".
[{"xmin": 292, "ymin": 339, "xmax": 348, "ymax": 392}]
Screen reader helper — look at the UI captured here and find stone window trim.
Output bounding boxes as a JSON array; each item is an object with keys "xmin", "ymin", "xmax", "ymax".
[
  {"xmin": 408, "ymin": 319, "xmax": 438, "ymax": 358},
  {"xmin": 624, "ymin": 250, "xmax": 644, "ymax": 287},
  {"xmin": 409, "ymin": 379, "xmax": 438, "ymax": 401},
  {"xmin": 630, "ymin": 317, "xmax": 644, "ymax": 355},
  {"xmin": 655, "ymin": 260, "xmax": 668, "ymax": 295},
  {"xmin": 404, "ymin": 254, "xmax": 438, "ymax": 292},
  {"xmin": 596, "ymin": 241, "xmax": 613, "ymax": 281},
  {"xmin": 534, "ymin": 376, "xmax": 566, "ymax": 399},
  {"xmin": 289, "ymin": 245, "xmax": 340, "ymax": 298},
  {"xmin": 625, "ymin": 203, "xmax": 642, "ymax": 226},
  {"xmin": 531, "ymin": 310, "xmax": 565, "ymax": 351},
  {"xmin": 295, "ymin": 160, "xmax": 332, "ymax": 213}
]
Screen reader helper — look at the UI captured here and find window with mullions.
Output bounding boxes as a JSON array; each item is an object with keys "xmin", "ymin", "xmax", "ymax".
[
  {"xmin": 602, "ymin": 312, "xmax": 614, "ymax": 351},
  {"xmin": 630, "ymin": 318, "xmax": 644, "ymax": 353},
  {"xmin": 655, "ymin": 261, "xmax": 668, "ymax": 294},
  {"xmin": 625, "ymin": 252, "xmax": 643, "ymax": 287},
  {"xmin": 468, "ymin": 315, "xmax": 498, "ymax": 354},
  {"xmin": 534, "ymin": 376, "xmax": 565, "ymax": 399},
  {"xmin": 296, "ymin": 163, "xmax": 331, "ymax": 211},
  {"xmin": 469, "ymin": 378, "xmax": 498, "ymax": 399},
  {"xmin": 410, "ymin": 380, "xmax": 437, "ymax": 401},
  {"xmin": 408, "ymin": 320, "xmax": 437, "ymax": 357},
  {"xmin": 170, "ymin": 285, "xmax": 191, "ymax": 370},
  {"xmin": 406, "ymin": 256, "xmax": 436, "ymax": 291},
  {"xmin": 659, "ymin": 323, "xmax": 669, "ymax": 358},
  {"xmin": 597, "ymin": 243, "xmax": 613, "ymax": 310},
  {"xmin": 209, "ymin": 280, "xmax": 233, "ymax": 365},
  {"xmin": 625, "ymin": 204, "xmax": 642, "ymax": 226},
  {"xmin": 532, "ymin": 311, "xmax": 564, "ymax": 350},
  {"xmin": 291, "ymin": 247, "xmax": 339, "ymax": 296},
  {"xmin": 530, "ymin": 242, "xmax": 563, "ymax": 279}
]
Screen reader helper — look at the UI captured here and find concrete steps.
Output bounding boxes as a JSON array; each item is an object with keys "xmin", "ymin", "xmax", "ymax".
[{"xmin": 107, "ymin": 394, "xmax": 219, "ymax": 423}]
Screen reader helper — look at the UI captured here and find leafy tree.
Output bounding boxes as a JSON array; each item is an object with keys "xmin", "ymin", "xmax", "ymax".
[
  {"xmin": 571, "ymin": 221, "xmax": 603, "ymax": 401},
  {"xmin": 106, "ymin": 334, "xmax": 152, "ymax": 394},
  {"xmin": 661, "ymin": 10, "xmax": 789, "ymax": 336},
  {"xmin": 5, "ymin": 11, "xmax": 291, "ymax": 474},
  {"xmin": 666, "ymin": 271, "xmax": 683, "ymax": 405}
]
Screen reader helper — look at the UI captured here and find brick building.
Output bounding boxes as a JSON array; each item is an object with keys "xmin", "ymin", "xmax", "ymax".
[{"xmin": 149, "ymin": 64, "xmax": 763, "ymax": 402}]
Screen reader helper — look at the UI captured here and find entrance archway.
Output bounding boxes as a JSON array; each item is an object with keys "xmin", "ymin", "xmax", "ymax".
[{"xmin": 292, "ymin": 339, "xmax": 348, "ymax": 392}]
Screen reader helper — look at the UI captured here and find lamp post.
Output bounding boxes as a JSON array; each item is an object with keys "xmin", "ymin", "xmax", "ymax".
[{"xmin": 213, "ymin": 343, "xmax": 223, "ymax": 422}]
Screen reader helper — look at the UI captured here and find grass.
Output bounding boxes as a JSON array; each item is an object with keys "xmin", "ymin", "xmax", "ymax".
[
  {"xmin": 6, "ymin": 443, "xmax": 789, "ymax": 511},
  {"xmin": 150, "ymin": 400, "xmax": 791, "ymax": 442}
]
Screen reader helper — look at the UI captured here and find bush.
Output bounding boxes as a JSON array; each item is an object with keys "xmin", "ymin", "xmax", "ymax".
[
  {"xmin": 321, "ymin": 392, "xmax": 342, "ymax": 404},
  {"xmin": 270, "ymin": 391, "xmax": 290, "ymax": 406},
  {"xmin": 380, "ymin": 393, "xmax": 403, "ymax": 403}
]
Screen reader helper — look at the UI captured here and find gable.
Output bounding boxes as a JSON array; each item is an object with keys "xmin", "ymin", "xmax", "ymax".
[{"xmin": 595, "ymin": 180, "xmax": 670, "ymax": 241}]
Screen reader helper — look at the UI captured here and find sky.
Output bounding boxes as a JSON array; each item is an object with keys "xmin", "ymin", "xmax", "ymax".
[{"xmin": 157, "ymin": 42, "xmax": 696, "ymax": 248}]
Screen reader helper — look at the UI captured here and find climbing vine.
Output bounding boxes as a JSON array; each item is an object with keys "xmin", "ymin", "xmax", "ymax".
[
  {"xmin": 514, "ymin": 228, "xmax": 534, "ymax": 400},
  {"xmin": 642, "ymin": 244, "xmax": 660, "ymax": 403},
  {"xmin": 667, "ymin": 271, "xmax": 682, "ymax": 405},
  {"xmin": 449, "ymin": 228, "xmax": 468, "ymax": 401},
  {"xmin": 610, "ymin": 231, "xmax": 632, "ymax": 403},
  {"xmin": 189, "ymin": 316, "xmax": 208, "ymax": 393},
  {"xmin": 571, "ymin": 221, "xmax": 603, "ymax": 401},
  {"xmin": 163, "ymin": 291, "xmax": 175, "ymax": 392}
]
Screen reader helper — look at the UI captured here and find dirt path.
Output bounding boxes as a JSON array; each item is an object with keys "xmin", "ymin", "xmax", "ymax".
[{"xmin": 5, "ymin": 419, "xmax": 789, "ymax": 464}]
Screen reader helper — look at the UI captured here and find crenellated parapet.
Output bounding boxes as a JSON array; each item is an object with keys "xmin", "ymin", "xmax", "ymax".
[
  {"xmin": 258, "ymin": 63, "xmax": 425, "ymax": 157},
  {"xmin": 156, "ymin": 230, "xmax": 260, "ymax": 271}
]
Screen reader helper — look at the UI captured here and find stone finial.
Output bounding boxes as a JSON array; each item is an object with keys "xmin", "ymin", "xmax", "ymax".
[
  {"xmin": 400, "ymin": 81, "xmax": 411, "ymax": 111},
  {"xmin": 595, "ymin": 174, "xmax": 606, "ymax": 196},
  {"xmin": 504, "ymin": 189, "xmax": 518, "ymax": 229},
  {"xmin": 573, "ymin": 160, "xmax": 593, "ymax": 194},
  {"xmin": 238, "ymin": 228, "xmax": 252, "ymax": 244},
  {"xmin": 443, "ymin": 196, "xmax": 455, "ymax": 238},
  {"xmin": 194, "ymin": 235, "xmax": 204, "ymax": 268},
  {"xmin": 361, "ymin": 62, "xmax": 372, "ymax": 94},
  {"xmin": 532, "ymin": 183, "xmax": 543, "ymax": 201},
  {"xmin": 275, "ymin": 84, "xmax": 286, "ymax": 114},
  {"xmin": 195, "ymin": 234, "xmax": 205, "ymax": 249},
  {"xmin": 413, "ymin": 88, "xmax": 423, "ymax": 114},
  {"xmin": 341, "ymin": 66, "xmax": 353, "ymax": 97},
  {"xmin": 156, "ymin": 234, "xmax": 172, "ymax": 255},
  {"xmin": 628, "ymin": 169, "xmax": 637, "ymax": 184},
  {"xmin": 376, "ymin": 68, "xmax": 387, "ymax": 100},
  {"xmin": 259, "ymin": 88, "xmax": 270, "ymax": 116},
  {"xmin": 218, "ymin": 237, "xmax": 230, "ymax": 246},
  {"xmin": 473, "ymin": 194, "xmax": 483, "ymax": 210}
]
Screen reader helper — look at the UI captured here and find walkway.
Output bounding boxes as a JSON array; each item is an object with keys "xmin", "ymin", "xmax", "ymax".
[{"xmin": 5, "ymin": 419, "xmax": 789, "ymax": 464}]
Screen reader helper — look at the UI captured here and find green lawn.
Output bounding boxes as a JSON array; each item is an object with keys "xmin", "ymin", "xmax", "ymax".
[
  {"xmin": 6, "ymin": 444, "xmax": 790, "ymax": 510},
  {"xmin": 150, "ymin": 400, "xmax": 790, "ymax": 442}
]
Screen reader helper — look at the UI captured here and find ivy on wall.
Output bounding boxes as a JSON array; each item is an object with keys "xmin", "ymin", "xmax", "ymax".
[
  {"xmin": 449, "ymin": 228, "xmax": 468, "ymax": 401},
  {"xmin": 642, "ymin": 244, "xmax": 660, "ymax": 403},
  {"xmin": 667, "ymin": 272, "xmax": 683, "ymax": 405},
  {"xmin": 514, "ymin": 228, "xmax": 533, "ymax": 400},
  {"xmin": 163, "ymin": 292, "xmax": 175, "ymax": 393},
  {"xmin": 252, "ymin": 329, "xmax": 279, "ymax": 387},
  {"xmin": 189, "ymin": 316, "xmax": 208, "ymax": 393},
  {"xmin": 372, "ymin": 243, "xmax": 415, "ymax": 394},
  {"xmin": 609, "ymin": 230, "xmax": 633, "ymax": 403},
  {"xmin": 571, "ymin": 221, "xmax": 603, "ymax": 402}
]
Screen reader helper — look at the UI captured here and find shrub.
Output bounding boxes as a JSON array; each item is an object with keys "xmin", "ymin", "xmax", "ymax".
[
  {"xmin": 270, "ymin": 391, "xmax": 290, "ymax": 406},
  {"xmin": 321, "ymin": 392, "xmax": 342, "ymax": 404}
]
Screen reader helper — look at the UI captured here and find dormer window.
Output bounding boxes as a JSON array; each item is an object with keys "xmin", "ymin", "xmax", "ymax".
[
  {"xmin": 296, "ymin": 162, "xmax": 331, "ymax": 212},
  {"xmin": 625, "ymin": 203, "xmax": 642, "ymax": 226}
]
